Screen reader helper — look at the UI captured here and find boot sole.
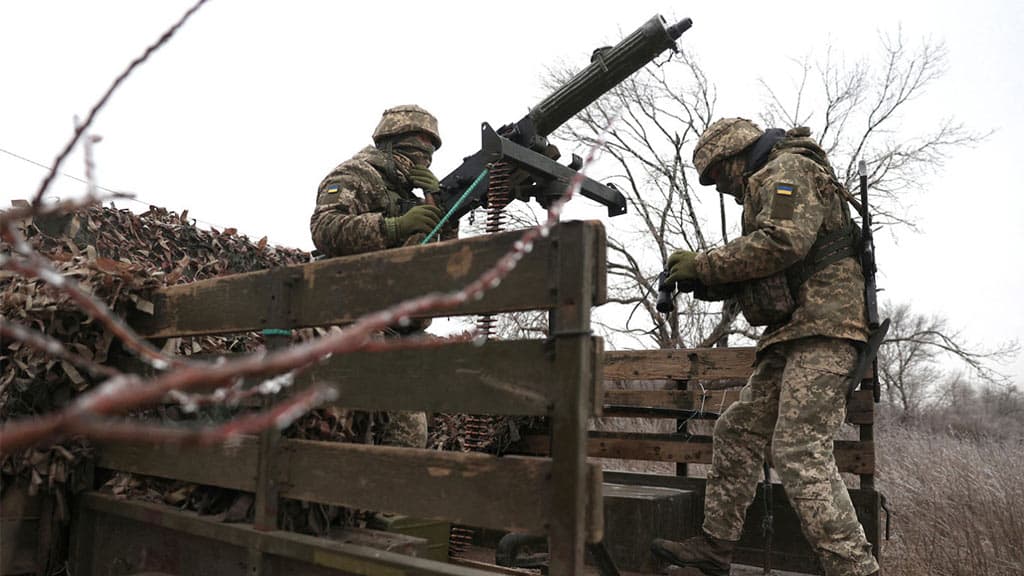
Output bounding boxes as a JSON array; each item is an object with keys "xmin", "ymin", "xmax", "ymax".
[{"xmin": 649, "ymin": 543, "xmax": 729, "ymax": 576}]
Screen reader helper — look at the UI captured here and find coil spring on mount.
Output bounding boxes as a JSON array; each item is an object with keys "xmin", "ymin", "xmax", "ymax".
[
  {"xmin": 476, "ymin": 161, "xmax": 512, "ymax": 339},
  {"xmin": 450, "ymin": 163, "xmax": 512, "ymax": 561}
]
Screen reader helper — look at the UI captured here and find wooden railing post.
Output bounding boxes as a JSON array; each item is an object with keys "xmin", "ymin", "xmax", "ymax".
[
  {"xmin": 548, "ymin": 222, "xmax": 601, "ymax": 575},
  {"xmin": 251, "ymin": 272, "xmax": 298, "ymax": 574}
]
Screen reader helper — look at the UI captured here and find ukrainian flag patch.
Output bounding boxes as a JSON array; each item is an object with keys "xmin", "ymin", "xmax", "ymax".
[
  {"xmin": 771, "ymin": 183, "xmax": 796, "ymax": 220},
  {"xmin": 325, "ymin": 185, "xmax": 339, "ymax": 194}
]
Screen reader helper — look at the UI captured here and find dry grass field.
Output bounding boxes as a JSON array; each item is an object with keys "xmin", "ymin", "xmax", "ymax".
[{"xmin": 876, "ymin": 423, "xmax": 1024, "ymax": 576}]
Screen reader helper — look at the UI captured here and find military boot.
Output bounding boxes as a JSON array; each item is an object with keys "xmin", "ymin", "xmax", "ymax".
[{"xmin": 650, "ymin": 532, "xmax": 736, "ymax": 576}]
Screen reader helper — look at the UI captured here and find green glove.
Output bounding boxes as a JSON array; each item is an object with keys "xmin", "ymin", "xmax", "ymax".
[
  {"xmin": 666, "ymin": 250, "xmax": 699, "ymax": 285},
  {"xmin": 384, "ymin": 204, "xmax": 443, "ymax": 246},
  {"xmin": 409, "ymin": 166, "xmax": 440, "ymax": 193}
]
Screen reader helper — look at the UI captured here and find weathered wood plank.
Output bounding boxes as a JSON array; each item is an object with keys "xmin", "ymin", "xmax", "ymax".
[
  {"xmin": 602, "ymin": 389, "xmax": 874, "ymax": 425},
  {"xmin": 847, "ymin": 390, "xmax": 875, "ymax": 426},
  {"xmin": 547, "ymin": 222, "xmax": 599, "ymax": 576},
  {"xmin": 521, "ymin": 433, "xmax": 875, "ymax": 475},
  {"xmin": 93, "ymin": 435, "xmax": 608, "ymax": 539},
  {"xmin": 129, "ymin": 221, "xmax": 605, "ymax": 339},
  {"xmin": 113, "ymin": 339, "xmax": 600, "ymax": 418},
  {"xmin": 277, "ymin": 439, "xmax": 601, "ymax": 538},
  {"xmin": 603, "ymin": 388, "xmax": 741, "ymax": 415},
  {"xmin": 604, "ymin": 348, "xmax": 874, "ymax": 383},
  {"xmin": 307, "ymin": 339, "xmax": 595, "ymax": 416},
  {"xmin": 604, "ymin": 348, "xmax": 756, "ymax": 381},
  {"xmin": 75, "ymin": 492, "xmax": 497, "ymax": 576},
  {"xmin": 95, "ymin": 437, "xmax": 259, "ymax": 491}
]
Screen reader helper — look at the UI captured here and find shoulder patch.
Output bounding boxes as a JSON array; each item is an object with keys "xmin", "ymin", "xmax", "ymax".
[
  {"xmin": 325, "ymin": 184, "xmax": 340, "ymax": 194},
  {"xmin": 770, "ymin": 182, "xmax": 796, "ymax": 220}
]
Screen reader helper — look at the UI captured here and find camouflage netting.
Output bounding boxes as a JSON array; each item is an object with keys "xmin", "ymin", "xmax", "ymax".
[
  {"xmin": 1, "ymin": 203, "xmax": 311, "ymax": 419},
  {"xmin": 0, "ymin": 202, "xmax": 314, "ymax": 507},
  {"xmin": 0, "ymin": 201, "xmax": 524, "ymax": 534}
]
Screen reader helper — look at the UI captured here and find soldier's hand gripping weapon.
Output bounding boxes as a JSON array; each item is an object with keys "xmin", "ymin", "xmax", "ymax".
[
  {"xmin": 656, "ymin": 271, "xmax": 700, "ymax": 314},
  {"xmin": 426, "ymin": 15, "xmax": 692, "ymax": 234},
  {"xmin": 848, "ymin": 160, "xmax": 890, "ymax": 402}
]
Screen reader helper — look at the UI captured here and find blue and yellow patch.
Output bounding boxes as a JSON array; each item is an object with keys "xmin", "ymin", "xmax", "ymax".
[
  {"xmin": 770, "ymin": 183, "xmax": 796, "ymax": 220},
  {"xmin": 325, "ymin": 185, "xmax": 340, "ymax": 194}
]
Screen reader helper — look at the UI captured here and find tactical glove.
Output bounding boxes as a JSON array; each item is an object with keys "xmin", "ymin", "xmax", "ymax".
[
  {"xmin": 409, "ymin": 166, "xmax": 440, "ymax": 193},
  {"xmin": 666, "ymin": 250, "xmax": 699, "ymax": 285},
  {"xmin": 384, "ymin": 204, "xmax": 443, "ymax": 246}
]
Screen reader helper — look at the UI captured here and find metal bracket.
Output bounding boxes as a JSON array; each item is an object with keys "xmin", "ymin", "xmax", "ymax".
[{"xmin": 481, "ymin": 123, "xmax": 627, "ymax": 217}]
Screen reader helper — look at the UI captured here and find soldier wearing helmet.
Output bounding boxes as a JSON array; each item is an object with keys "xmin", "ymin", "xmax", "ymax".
[
  {"xmin": 651, "ymin": 118, "xmax": 878, "ymax": 576},
  {"xmin": 311, "ymin": 104, "xmax": 454, "ymax": 259},
  {"xmin": 310, "ymin": 104, "xmax": 455, "ymax": 449}
]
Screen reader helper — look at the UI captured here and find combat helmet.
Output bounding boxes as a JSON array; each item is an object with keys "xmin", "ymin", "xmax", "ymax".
[
  {"xmin": 693, "ymin": 117, "xmax": 762, "ymax": 185},
  {"xmin": 372, "ymin": 104, "xmax": 441, "ymax": 149}
]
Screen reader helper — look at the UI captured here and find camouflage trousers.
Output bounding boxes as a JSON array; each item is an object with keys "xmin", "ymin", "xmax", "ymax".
[
  {"xmin": 703, "ymin": 337, "xmax": 878, "ymax": 576},
  {"xmin": 379, "ymin": 410, "xmax": 428, "ymax": 448},
  {"xmin": 375, "ymin": 326, "xmax": 428, "ymax": 449}
]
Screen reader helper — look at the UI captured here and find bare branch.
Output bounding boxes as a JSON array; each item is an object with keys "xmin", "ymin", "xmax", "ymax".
[
  {"xmin": 32, "ymin": 0, "xmax": 212, "ymax": 205},
  {"xmin": 2, "ymin": 223, "xmax": 188, "ymax": 371}
]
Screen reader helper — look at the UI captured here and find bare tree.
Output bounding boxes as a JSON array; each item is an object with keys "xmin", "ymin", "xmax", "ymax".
[
  {"xmin": 878, "ymin": 301, "xmax": 1019, "ymax": 418},
  {"xmin": 759, "ymin": 31, "xmax": 988, "ymax": 229},
  {"xmin": 543, "ymin": 51, "xmax": 740, "ymax": 349},
  {"xmin": 542, "ymin": 29, "xmax": 987, "ymax": 350}
]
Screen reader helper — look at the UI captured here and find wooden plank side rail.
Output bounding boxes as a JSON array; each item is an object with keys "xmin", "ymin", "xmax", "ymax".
[
  {"xmin": 277, "ymin": 440, "xmax": 601, "ymax": 536},
  {"xmin": 594, "ymin": 345, "xmax": 881, "ymax": 573},
  {"xmin": 96, "ymin": 438, "xmax": 603, "ymax": 537},
  {"xmin": 603, "ymin": 388, "xmax": 875, "ymax": 425},
  {"xmin": 605, "ymin": 347, "xmax": 874, "ymax": 382},
  {"xmin": 587, "ymin": 348, "xmax": 877, "ymax": 477},
  {"xmin": 71, "ymin": 220, "xmax": 611, "ymax": 575},
  {"xmin": 72, "ymin": 492, "xmax": 499, "ymax": 576},
  {"xmin": 605, "ymin": 348, "xmax": 757, "ymax": 381},
  {"xmin": 307, "ymin": 339, "xmax": 589, "ymax": 416},
  {"xmin": 95, "ymin": 437, "xmax": 260, "ymax": 492},
  {"xmin": 128, "ymin": 221, "xmax": 607, "ymax": 339},
  {"xmin": 520, "ymin": 434, "xmax": 875, "ymax": 475}
]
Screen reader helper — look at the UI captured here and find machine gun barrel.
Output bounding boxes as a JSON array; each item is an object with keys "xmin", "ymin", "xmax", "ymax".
[{"xmin": 526, "ymin": 16, "xmax": 693, "ymax": 138}]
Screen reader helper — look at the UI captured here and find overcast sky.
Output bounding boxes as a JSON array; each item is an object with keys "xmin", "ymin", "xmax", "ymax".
[{"xmin": 1, "ymin": 1, "xmax": 1021, "ymax": 384}]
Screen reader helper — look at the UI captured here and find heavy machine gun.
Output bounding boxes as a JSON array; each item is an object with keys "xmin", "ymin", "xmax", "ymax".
[{"xmin": 434, "ymin": 15, "xmax": 693, "ymax": 223}]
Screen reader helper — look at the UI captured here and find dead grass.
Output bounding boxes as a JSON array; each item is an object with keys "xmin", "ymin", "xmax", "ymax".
[{"xmin": 876, "ymin": 423, "xmax": 1024, "ymax": 576}]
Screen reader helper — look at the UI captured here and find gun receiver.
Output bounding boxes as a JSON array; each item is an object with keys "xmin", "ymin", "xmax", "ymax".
[{"xmin": 437, "ymin": 15, "xmax": 693, "ymax": 220}]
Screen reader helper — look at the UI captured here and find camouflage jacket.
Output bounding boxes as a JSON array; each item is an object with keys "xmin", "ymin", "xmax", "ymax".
[
  {"xmin": 694, "ymin": 136, "xmax": 868, "ymax": 351},
  {"xmin": 310, "ymin": 146, "xmax": 456, "ymax": 257}
]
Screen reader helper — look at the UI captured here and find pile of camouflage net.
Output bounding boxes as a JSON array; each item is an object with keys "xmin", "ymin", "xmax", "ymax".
[
  {"xmin": 0, "ymin": 202, "xmax": 317, "ymax": 513},
  {"xmin": 1, "ymin": 202, "xmax": 311, "ymax": 420},
  {"xmin": 0, "ymin": 201, "xmax": 527, "ymax": 534}
]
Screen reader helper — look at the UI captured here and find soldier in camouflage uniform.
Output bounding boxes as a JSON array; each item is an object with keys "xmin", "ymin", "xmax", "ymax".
[
  {"xmin": 651, "ymin": 118, "xmax": 879, "ymax": 576},
  {"xmin": 310, "ymin": 104, "xmax": 456, "ymax": 449}
]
